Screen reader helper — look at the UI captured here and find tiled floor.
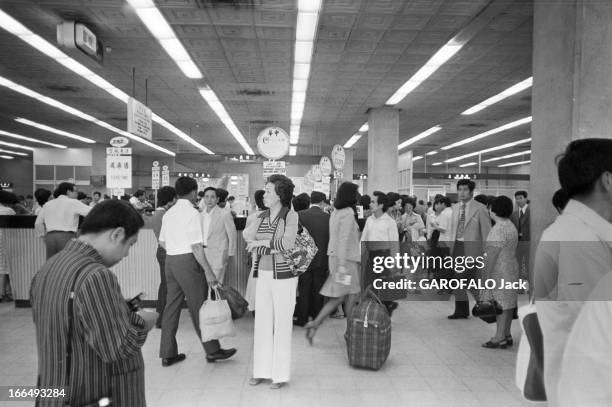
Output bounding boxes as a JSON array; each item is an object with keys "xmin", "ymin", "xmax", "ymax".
[{"xmin": 0, "ymin": 296, "xmax": 533, "ymax": 407}]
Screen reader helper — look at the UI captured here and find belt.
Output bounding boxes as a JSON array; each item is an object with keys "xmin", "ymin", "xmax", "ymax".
[{"xmin": 48, "ymin": 230, "xmax": 76, "ymax": 234}]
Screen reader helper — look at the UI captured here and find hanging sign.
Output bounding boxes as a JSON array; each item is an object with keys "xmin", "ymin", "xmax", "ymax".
[
  {"xmin": 161, "ymin": 165, "xmax": 170, "ymax": 187},
  {"xmin": 106, "ymin": 139, "xmax": 132, "ymax": 189},
  {"xmin": 263, "ymin": 160, "xmax": 286, "ymax": 178},
  {"xmin": 331, "ymin": 144, "xmax": 345, "ymax": 169},
  {"xmin": 319, "ymin": 156, "xmax": 332, "ymax": 176},
  {"xmin": 257, "ymin": 127, "xmax": 290, "ymax": 160},
  {"xmin": 111, "ymin": 188, "xmax": 125, "ymax": 198},
  {"xmin": 312, "ymin": 164, "xmax": 322, "ymax": 182},
  {"xmin": 152, "ymin": 161, "xmax": 160, "ymax": 190},
  {"xmin": 127, "ymin": 97, "xmax": 152, "ymax": 140}
]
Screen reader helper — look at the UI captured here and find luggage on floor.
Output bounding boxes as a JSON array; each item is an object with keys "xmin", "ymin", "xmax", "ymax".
[{"xmin": 346, "ymin": 288, "xmax": 391, "ymax": 370}]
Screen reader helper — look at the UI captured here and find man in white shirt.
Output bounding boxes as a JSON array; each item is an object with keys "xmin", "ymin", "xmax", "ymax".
[
  {"xmin": 200, "ymin": 187, "xmax": 236, "ymax": 284},
  {"xmin": 129, "ymin": 190, "xmax": 151, "ymax": 213},
  {"xmin": 534, "ymin": 138, "xmax": 612, "ymax": 406},
  {"xmin": 158, "ymin": 177, "xmax": 236, "ymax": 366},
  {"xmin": 361, "ymin": 191, "xmax": 400, "ymax": 315},
  {"xmin": 35, "ymin": 182, "xmax": 91, "ymax": 259}
]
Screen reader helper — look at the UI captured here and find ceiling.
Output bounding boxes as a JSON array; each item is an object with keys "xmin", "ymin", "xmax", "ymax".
[{"xmin": 0, "ymin": 0, "xmax": 533, "ymax": 165}]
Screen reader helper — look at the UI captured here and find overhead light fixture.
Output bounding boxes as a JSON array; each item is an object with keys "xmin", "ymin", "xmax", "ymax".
[
  {"xmin": 0, "ymin": 148, "xmax": 28, "ymax": 156},
  {"xmin": 412, "ymin": 155, "xmax": 423, "ymax": 162},
  {"xmin": 127, "ymin": 1, "xmax": 201, "ymax": 79},
  {"xmin": 459, "ymin": 162, "xmax": 477, "ymax": 168},
  {"xmin": 398, "ymin": 125, "xmax": 442, "ymax": 150},
  {"xmin": 445, "ymin": 138, "xmax": 531, "ymax": 163},
  {"xmin": 0, "ymin": 155, "xmax": 14, "ymax": 160},
  {"xmin": 0, "ymin": 9, "xmax": 209, "ymax": 154},
  {"xmin": 0, "ymin": 129, "xmax": 66, "ymax": 149},
  {"xmin": 289, "ymin": 146, "xmax": 297, "ymax": 156},
  {"xmin": 15, "ymin": 118, "xmax": 95, "ymax": 144},
  {"xmin": 0, "ymin": 75, "xmax": 174, "ymax": 155},
  {"xmin": 499, "ymin": 160, "xmax": 531, "ymax": 168},
  {"xmin": 344, "ymin": 134, "xmax": 362, "ymax": 149},
  {"xmin": 359, "ymin": 123, "xmax": 369, "ymax": 132},
  {"xmin": 426, "ymin": 150, "xmax": 438, "ymax": 156},
  {"xmin": 199, "ymin": 88, "xmax": 253, "ymax": 155},
  {"xmin": 441, "ymin": 116, "xmax": 532, "ymax": 151},
  {"xmin": 386, "ymin": 39, "xmax": 465, "ymax": 105},
  {"xmin": 482, "ymin": 150, "xmax": 531, "ymax": 163},
  {"xmin": 432, "ymin": 162, "xmax": 443, "ymax": 166},
  {"xmin": 289, "ymin": 0, "xmax": 323, "ymax": 145},
  {"xmin": 462, "ymin": 77, "xmax": 533, "ymax": 115}
]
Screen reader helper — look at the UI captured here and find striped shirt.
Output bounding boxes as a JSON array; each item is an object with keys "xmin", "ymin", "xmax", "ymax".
[{"xmin": 30, "ymin": 239, "xmax": 149, "ymax": 407}]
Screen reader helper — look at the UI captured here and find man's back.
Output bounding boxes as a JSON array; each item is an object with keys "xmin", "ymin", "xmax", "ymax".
[{"xmin": 298, "ymin": 206, "xmax": 330, "ymax": 269}]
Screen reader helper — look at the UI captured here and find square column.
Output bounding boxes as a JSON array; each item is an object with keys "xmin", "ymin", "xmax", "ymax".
[{"xmin": 367, "ymin": 107, "xmax": 399, "ymax": 194}]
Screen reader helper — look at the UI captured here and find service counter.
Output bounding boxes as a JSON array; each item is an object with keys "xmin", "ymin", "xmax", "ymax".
[{"xmin": 0, "ymin": 215, "xmax": 250, "ymax": 308}]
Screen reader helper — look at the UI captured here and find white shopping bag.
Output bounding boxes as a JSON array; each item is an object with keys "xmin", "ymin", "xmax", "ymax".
[{"xmin": 199, "ymin": 288, "xmax": 235, "ymax": 342}]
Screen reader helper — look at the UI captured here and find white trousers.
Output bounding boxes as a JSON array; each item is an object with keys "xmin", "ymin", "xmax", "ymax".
[{"xmin": 252, "ymin": 269, "xmax": 298, "ymax": 383}]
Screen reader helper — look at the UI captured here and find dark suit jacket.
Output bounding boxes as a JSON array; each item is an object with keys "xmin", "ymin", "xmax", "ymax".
[
  {"xmin": 510, "ymin": 205, "xmax": 530, "ymax": 241},
  {"xmin": 298, "ymin": 206, "xmax": 330, "ymax": 270}
]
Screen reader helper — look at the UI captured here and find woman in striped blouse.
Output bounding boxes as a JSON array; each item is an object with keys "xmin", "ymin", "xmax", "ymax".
[{"xmin": 244, "ymin": 175, "xmax": 299, "ymax": 389}]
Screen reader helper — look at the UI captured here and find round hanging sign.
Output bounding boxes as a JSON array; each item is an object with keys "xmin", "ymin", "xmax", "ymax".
[
  {"xmin": 312, "ymin": 165, "xmax": 322, "ymax": 182},
  {"xmin": 110, "ymin": 136, "xmax": 130, "ymax": 147},
  {"xmin": 319, "ymin": 156, "xmax": 332, "ymax": 176},
  {"xmin": 331, "ymin": 144, "xmax": 345, "ymax": 169},
  {"xmin": 257, "ymin": 127, "xmax": 290, "ymax": 160}
]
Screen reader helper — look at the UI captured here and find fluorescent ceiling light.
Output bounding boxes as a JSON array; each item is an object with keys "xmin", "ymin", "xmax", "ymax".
[
  {"xmin": 398, "ymin": 125, "xmax": 442, "ymax": 150},
  {"xmin": 15, "ymin": 118, "xmax": 95, "ymax": 144},
  {"xmin": 0, "ymin": 148, "xmax": 28, "ymax": 156},
  {"xmin": 359, "ymin": 123, "xmax": 369, "ymax": 132},
  {"xmin": 482, "ymin": 150, "xmax": 531, "ymax": 163},
  {"xmin": 0, "ymin": 155, "xmax": 14, "ymax": 160},
  {"xmin": 199, "ymin": 88, "xmax": 254, "ymax": 155},
  {"xmin": 441, "ymin": 117, "xmax": 532, "ymax": 151},
  {"xmin": 128, "ymin": 0, "xmax": 202, "ymax": 79},
  {"xmin": 444, "ymin": 138, "xmax": 531, "ymax": 163},
  {"xmin": 0, "ymin": 139, "xmax": 35, "ymax": 151},
  {"xmin": 344, "ymin": 134, "xmax": 361, "ymax": 148},
  {"xmin": 289, "ymin": 146, "xmax": 297, "ymax": 156},
  {"xmin": 0, "ymin": 75, "xmax": 174, "ymax": 155},
  {"xmin": 0, "ymin": 129, "xmax": 66, "ymax": 149},
  {"xmin": 426, "ymin": 150, "xmax": 438, "ymax": 156},
  {"xmin": 413, "ymin": 155, "xmax": 423, "ymax": 162},
  {"xmin": 290, "ymin": 0, "xmax": 323, "ymax": 146},
  {"xmin": 432, "ymin": 162, "xmax": 443, "ymax": 166},
  {"xmin": 386, "ymin": 40, "xmax": 464, "ymax": 105},
  {"xmin": 499, "ymin": 160, "xmax": 531, "ymax": 168},
  {"xmin": 0, "ymin": 10, "xmax": 209, "ymax": 154},
  {"xmin": 459, "ymin": 162, "xmax": 477, "ymax": 168},
  {"xmin": 462, "ymin": 77, "xmax": 533, "ymax": 115}
]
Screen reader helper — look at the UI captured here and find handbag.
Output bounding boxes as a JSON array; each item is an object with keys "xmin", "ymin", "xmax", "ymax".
[
  {"xmin": 217, "ymin": 283, "xmax": 248, "ymax": 319},
  {"xmin": 472, "ymin": 300, "xmax": 503, "ymax": 318},
  {"xmin": 515, "ymin": 301, "xmax": 546, "ymax": 401},
  {"xmin": 280, "ymin": 222, "xmax": 318, "ymax": 277},
  {"xmin": 199, "ymin": 288, "xmax": 235, "ymax": 342}
]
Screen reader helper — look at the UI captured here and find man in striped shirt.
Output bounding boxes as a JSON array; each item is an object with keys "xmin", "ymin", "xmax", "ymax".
[{"xmin": 30, "ymin": 200, "xmax": 157, "ymax": 407}]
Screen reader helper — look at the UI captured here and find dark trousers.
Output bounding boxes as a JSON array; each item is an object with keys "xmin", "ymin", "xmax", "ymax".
[
  {"xmin": 159, "ymin": 253, "xmax": 220, "ymax": 358},
  {"xmin": 44, "ymin": 231, "xmax": 75, "ymax": 259},
  {"xmin": 155, "ymin": 246, "xmax": 167, "ymax": 326},
  {"xmin": 294, "ymin": 264, "xmax": 327, "ymax": 325},
  {"xmin": 452, "ymin": 241, "xmax": 478, "ymax": 316}
]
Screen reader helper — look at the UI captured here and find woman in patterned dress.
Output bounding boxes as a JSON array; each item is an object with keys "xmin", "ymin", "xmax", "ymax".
[{"xmin": 481, "ymin": 195, "xmax": 520, "ymax": 349}]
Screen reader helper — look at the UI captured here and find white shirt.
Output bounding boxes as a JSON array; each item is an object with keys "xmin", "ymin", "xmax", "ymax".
[
  {"xmin": 361, "ymin": 212, "xmax": 399, "ymax": 242},
  {"xmin": 534, "ymin": 199, "xmax": 612, "ymax": 406},
  {"xmin": 519, "ymin": 203, "xmax": 528, "ymax": 217},
  {"xmin": 200, "ymin": 205, "xmax": 217, "ymax": 246},
  {"xmin": 35, "ymin": 195, "xmax": 91, "ymax": 233},
  {"xmin": 159, "ymin": 199, "xmax": 203, "ymax": 255},
  {"xmin": 433, "ymin": 207, "xmax": 453, "ymax": 242}
]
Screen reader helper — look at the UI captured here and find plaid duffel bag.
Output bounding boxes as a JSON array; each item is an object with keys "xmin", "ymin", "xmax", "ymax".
[{"xmin": 347, "ymin": 288, "xmax": 391, "ymax": 370}]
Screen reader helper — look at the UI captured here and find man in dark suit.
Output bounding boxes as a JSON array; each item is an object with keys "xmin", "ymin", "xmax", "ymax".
[
  {"xmin": 510, "ymin": 190, "xmax": 530, "ymax": 279},
  {"xmin": 295, "ymin": 191, "xmax": 330, "ymax": 326}
]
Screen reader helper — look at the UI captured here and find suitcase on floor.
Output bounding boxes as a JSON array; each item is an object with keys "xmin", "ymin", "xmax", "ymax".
[{"xmin": 346, "ymin": 288, "xmax": 391, "ymax": 370}]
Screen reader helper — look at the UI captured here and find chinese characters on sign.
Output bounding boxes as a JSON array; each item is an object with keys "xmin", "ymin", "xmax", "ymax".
[
  {"xmin": 263, "ymin": 160, "xmax": 286, "ymax": 178},
  {"xmin": 161, "ymin": 165, "xmax": 170, "ymax": 187},
  {"xmin": 127, "ymin": 97, "xmax": 152, "ymax": 140},
  {"xmin": 152, "ymin": 161, "xmax": 160, "ymax": 190},
  {"xmin": 257, "ymin": 127, "xmax": 290, "ymax": 160},
  {"xmin": 106, "ymin": 146, "xmax": 132, "ymax": 189}
]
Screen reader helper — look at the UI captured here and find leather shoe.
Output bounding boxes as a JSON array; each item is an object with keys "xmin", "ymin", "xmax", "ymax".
[
  {"xmin": 447, "ymin": 314, "xmax": 469, "ymax": 319},
  {"xmin": 206, "ymin": 348, "xmax": 237, "ymax": 363},
  {"xmin": 162, "ymin": 353, "xmax": 186, "ymax": 367},
  {"xmin": 386, "ymin": 302, "xmax": 399, "ymax": 317}
]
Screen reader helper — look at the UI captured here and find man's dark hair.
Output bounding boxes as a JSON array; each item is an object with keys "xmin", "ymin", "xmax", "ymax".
[
  {"xmin": 203, "ymin": 186, "xmax": 217, "ymax": 196},
  {"xmin": 56, "ymin": 182, "xmax": 75, "ymax": 196},
  {"xmin": 34, "ymin": 188, "xmax": 52, "ymax": 207},
  {"xmin": 491, "ymin": 196, "xmax": 513, "ymax": 218},
  {"xmin": 227, "ymin": 195, "xmax": 235, "ymax": 202},
  {"xmin": 457, "ymin": 179, "xmax": 476, "ymax": 192},
  {"xmin": 310, "ymin": 191, "xmax": 326, "ymax": 204},
  {"xmin": 0, "ymin": 191, "xmax": 19, "ymax": 205},
  {"xmin": 77, "ymin": 192, "xmax": 87, "ymax": 200},
  {"xmin": 134, "ymin": 189, "xmax": 146, "ymax": 198},
  {"xmin": 80, "ymin": 200, "xmax": 144, "ymax": 240},
  {"xmin": 175, "ymin": 177, "xmax": 198, "ymax": 197},
  {"xmin": 254, "ymin": 190, "xmax": 267, "ymax": 211},
  {"xmin": 552, "ymin": 188, "xmax": 570, "ymax": 212},
  {"xmin": 104, "ymin": 194, "xmax": 110, "ymax": 199},
  {"xmin": 474, "ymin": 194, "xmax": 488, "ymax": 206},
  {"xmin": 292, "ymin": 193, "xmax": 310, "ymax": 212},
  {"xmin": 266, "ymin": 174, "xmax": 294, "ymax": 208},
  {"xmin": 515, "ymin": 190, "xmax": 528, "ymax": 198},
  {"xmin": 197, "ymin": 191, "xmax": 205, "ymax": 198},
  {"xmin": 334, "ymin": 182, "xmax": 359, "ymax": 210},
  {"xmin": 372, "ymin": 191, "xmax": 392, "ymax": 212},
  {"xmin": 434, "ymin": 196, "xmax": 452, "ymax": 208},
  {"xmin": 157, "ymin": 186, "xmax": 177, "ymax": 207},
  {"xmin": 556, "ymin": 138, "xmax": 612, "ymax": 198},
  {"xmin": 403, "ymin": 197, "xmax": 417, "ymax": 210},
  {"xmin": 358, "ymin": 194, "xmax": 371, "ymax": 209},
  {"xmin": 216, "ymin": 188, "xmax": 229, "ymax": 203},
  {"xmin": 418, "ymin": 200, "xmax": 424, "ymax": 205},
  {"xmin": 93, "ymin": 191, "xmax": 101, "ymax": 198},
  {"xmin": 387, "ymin": 192, "xmax": 400, "ymax": 205},
  {"xmin": 427, "ymin": 201, "xmax": 432, "ymax": 207}
]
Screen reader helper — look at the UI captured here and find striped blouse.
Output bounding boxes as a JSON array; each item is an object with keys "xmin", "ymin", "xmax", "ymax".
[{"xmin": 30, "ymin": 239, "xmax": 149, "ymax": 407}]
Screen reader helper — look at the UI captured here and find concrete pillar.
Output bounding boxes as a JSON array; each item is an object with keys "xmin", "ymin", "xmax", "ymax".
[
  {"xmin": 343, "ymin": 149, "xmax": 354, "ymax": 183},
  {"xmin": 531, "ymin": 0, "xmax": 612, "ymax": 247},
  {"xmin": 367, "ymin": 107, "xmax": 399, "ymax": 194}
]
